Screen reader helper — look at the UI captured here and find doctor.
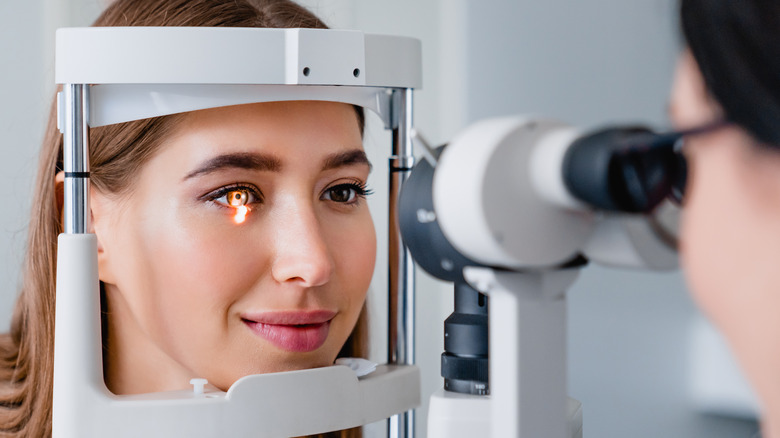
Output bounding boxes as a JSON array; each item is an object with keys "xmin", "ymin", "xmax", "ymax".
[{"xmin": 671, "ymin": 1, "xmax": 780, "ymax": 437}]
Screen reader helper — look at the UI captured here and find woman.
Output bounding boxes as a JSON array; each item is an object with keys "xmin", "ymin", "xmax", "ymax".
[
  {"xmin": 673, "ymin": 1, "xmax": 780, "ymax": 437},
  {"xmin": 0, "ymin": 1, "xmax": 372, "ymax": 437}
]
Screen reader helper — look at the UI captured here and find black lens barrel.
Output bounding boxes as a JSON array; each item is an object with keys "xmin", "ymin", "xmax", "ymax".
[
  {"xmin": 441, "ymin": 282, "xmax": 489, "ymax": 395},
  {"xmin": 563, "ymin": 126, "xmax": 684, "ymax": 213}
]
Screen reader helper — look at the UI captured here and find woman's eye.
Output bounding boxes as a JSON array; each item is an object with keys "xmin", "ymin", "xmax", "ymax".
[
  {"xmin": 226, "ymin": 190, "xmax": 249, "ymax": 207},
  {"xmin": 327, "ymin": 185, "xmax": 356, "ymax": 203},
  {"xmin": 209, "ymin": 186, "xmax": 261, "ymax": 208},
  {"xmin": 206, "ymin": 186, "xmax": 261, "ymax": 224},
  {"xmin": 322, "ymin": 183, "xmax": 372, "ymax": 204}
]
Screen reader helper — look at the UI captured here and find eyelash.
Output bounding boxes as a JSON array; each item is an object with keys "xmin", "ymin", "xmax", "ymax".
[{"xmin": 322, "ymin": 181, "xmax": 374, "ymax": 205}]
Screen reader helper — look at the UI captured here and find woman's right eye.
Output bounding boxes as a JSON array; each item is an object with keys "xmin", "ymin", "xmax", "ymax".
[{"xmin": 206, "ymin": 185, "xmax": 262, "ymax": 208}]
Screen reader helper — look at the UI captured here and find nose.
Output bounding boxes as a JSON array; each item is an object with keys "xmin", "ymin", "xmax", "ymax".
[{"xmin": 270, "ymin": 202, "xmax": 334, "ymax": 288}]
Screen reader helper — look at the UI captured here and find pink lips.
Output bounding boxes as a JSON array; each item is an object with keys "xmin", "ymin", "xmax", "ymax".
[{"xmin": 241, "ymin": 310, "xmax": 336, "ymax": 352}]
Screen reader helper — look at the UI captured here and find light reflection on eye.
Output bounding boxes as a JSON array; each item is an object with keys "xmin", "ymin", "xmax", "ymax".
[
  {"xmin": 233, "ymin": 205, "xmax": 249, "ymax": 224},
  {"xmin": 227, "ymin": 190, "xmax": 249, "ymax": 207},
  {"xmin": 226, "ymin": 189, "xmax": 251, "ymax": 224}
]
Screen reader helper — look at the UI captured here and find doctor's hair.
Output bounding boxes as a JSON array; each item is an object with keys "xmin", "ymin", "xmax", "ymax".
[
  {"xmin": 681, "ymin": 0, "xmax": 780, "ymax": 146},
  {"xmin": 0, "ymin": 1, "xmax": 366, "ymax": 437}
]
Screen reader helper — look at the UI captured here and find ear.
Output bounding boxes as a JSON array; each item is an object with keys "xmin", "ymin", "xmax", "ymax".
[
  {"xmin": 58, "ymin": 171, "xmax": 114, "ymax": 283},
  {"xmin": 89, "ymin": 189, "xmax": 116, "ymax": 285}
]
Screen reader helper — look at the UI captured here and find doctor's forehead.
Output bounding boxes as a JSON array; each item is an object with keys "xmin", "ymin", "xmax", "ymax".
[{"xmin": 669, "ymin": 51, "xmax": 721, "ymax": 130}]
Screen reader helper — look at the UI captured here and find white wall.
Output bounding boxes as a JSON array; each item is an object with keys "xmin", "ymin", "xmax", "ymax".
[
  {"xmin": 0, "ymin": 1, "xmax": 103, "ymax": 329},
  {"xmin": 0, "ymin": 0, "xmax": 49, "ymax": 328}
]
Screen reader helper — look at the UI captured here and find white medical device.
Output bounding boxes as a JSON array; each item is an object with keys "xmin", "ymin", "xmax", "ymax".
[
  {"xmin": 54, "ymin": 27, "xmax": 421, "ymax": 438},
  {"xmin": 399, "ymin": 119, "xmax": 680, "ymax": 438}
]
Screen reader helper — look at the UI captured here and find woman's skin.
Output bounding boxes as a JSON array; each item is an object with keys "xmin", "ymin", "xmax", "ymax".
[
  {"xmin": 671, "ymin": 51, "xmax": 780, "ymax": 436},
  {"xmin": 86, "ymin": 101, "xmax": 376, "ymax": 394}
]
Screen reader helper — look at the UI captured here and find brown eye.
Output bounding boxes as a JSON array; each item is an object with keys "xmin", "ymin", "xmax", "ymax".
[
  {"xmin": 227, "ymin": 190, "xmax": 249, "ymax": 207},
  {"xmin": 321, "ymin": 182, "xmax": 372, "ymax": 205},
  {"xmin": 207, "ymin": 185, "xmax": 260, "ymax": 209},
  {"xmin": 327, "ymin": 186, "xmax": 355, "ymax": 203}
]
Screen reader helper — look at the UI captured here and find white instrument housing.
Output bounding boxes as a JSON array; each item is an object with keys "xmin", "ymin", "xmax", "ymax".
[
  {"xmin": 433, "ymin": 118, "xmax": 595, "ymax": 269},
  {"xmin": 433, "ymin": 116, "xmax": 678, "ymax": 270}
]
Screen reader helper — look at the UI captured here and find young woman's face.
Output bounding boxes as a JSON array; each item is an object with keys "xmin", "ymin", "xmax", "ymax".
[
  {"xmin": 670, "ymin": 51, "xmax": 780, "ymax": 412},
  {"xmin": 91, "ymin": 101, "xmax": 376, "ymax": 393}
]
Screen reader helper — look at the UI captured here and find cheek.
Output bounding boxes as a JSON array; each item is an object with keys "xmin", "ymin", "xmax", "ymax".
[
  {"xmin": 332, "ymin": 210, "xmax": 376, "ymax": 296},
  {"xmin": 680, "ymin": 143, "xmax": 780, "ymax": 332},
  {"xmin": 679, "ymin": 185, "xmax": 728, "ymax": 317},
  {"xmin": 326, "ymin": 210, "xmax": 376, "ymax": 333},
  {"xmin": 166, "ymin": 209, "xmax": 265, "ymax": 289},
  {"xmin": 680, "ymin": 148, "xmax": 744, "ymax": 322},
  {"xmin": 135, "ymin": 203, "xmax": 264, "ymax": 331}
]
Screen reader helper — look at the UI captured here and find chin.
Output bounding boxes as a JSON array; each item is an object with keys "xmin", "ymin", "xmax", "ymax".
[{"xmin": 250, "ymin": 351, "xmax": 337, "ymax": 375}]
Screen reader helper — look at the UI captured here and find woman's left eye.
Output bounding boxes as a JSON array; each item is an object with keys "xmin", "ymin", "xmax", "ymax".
[{"xmin": 322, "ymin": 182, "xmax": 373, "ymax": 204}]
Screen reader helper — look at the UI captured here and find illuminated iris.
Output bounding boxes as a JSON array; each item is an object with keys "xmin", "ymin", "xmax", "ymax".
[
  {"xmin": 227, "ymin": 190, "xmax": 251, "ymax": 224},
  {"xmin": 228, "ymin": 191, "xmax": 248, "ymax": 207}
]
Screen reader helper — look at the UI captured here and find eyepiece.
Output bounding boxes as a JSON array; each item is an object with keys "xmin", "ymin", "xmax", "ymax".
[{"xmin": 563, "ymin": 127, "xmax": 685, "ymax": 213}]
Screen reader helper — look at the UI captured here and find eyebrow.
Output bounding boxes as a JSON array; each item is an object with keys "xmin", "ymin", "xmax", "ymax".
[
  {"xmin": 322, "ymin": 149, "xmax": 372, "ymax": 172},
  {"xmin": 183, "ymin": 149, "xmax": 371, "ymax": 180},
  {"xmin": 184, "ymin": 152, "xmax": 282, "ymax": 180}
]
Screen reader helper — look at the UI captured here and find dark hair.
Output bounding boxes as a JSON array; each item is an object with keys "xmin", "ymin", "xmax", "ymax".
[{"xmin": 681, "ymin": 0, "xmax": 780, "ymax": 145}]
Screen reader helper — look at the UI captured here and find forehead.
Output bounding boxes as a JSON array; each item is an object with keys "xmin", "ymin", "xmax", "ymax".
[
  {"xmin": 669, "ymin": 51, "xmax": 721, "ymax": 129},
  {"xmin": 169, "ymin": 100, "xmax": 364, "ymax": 160}
]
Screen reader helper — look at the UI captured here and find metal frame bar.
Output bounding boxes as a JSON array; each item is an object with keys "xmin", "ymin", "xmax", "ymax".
[
  {"xmin": 388, "ymin": 87, "xmax": 416, "ymax": 438},
  {"xmin": 62, "ymin": 84, "xmax": 90, "ymax": 235}
]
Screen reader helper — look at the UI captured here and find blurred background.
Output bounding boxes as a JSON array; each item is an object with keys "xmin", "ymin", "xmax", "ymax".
[{"xmin": 0, "ymin": 0, "xmax": 761, "ymax": 436}]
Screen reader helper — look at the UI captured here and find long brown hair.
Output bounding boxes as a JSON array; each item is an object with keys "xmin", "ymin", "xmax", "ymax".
[{"xmin": 0, "ymin": 1, "xmax": 367, "ymax": 436}]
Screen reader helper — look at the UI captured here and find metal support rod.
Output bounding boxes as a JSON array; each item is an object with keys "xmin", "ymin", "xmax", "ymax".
[
  {"xmin": 62, "ymin": 84, "xmax": 90, "ymax": 235},
  {"xmin": 388, "ymin": 88, "xmax": 416, "ymax": 438}
]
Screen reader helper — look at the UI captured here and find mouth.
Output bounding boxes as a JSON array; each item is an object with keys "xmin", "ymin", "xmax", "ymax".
[{"xmin": 241, "ymin": 310, "xmax": 336, "ymax": 353}]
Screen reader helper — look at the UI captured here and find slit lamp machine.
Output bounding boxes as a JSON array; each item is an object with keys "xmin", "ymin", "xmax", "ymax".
[{"xmin": 54, "ymin": 26, "xmax": 681, "ymax": 438}]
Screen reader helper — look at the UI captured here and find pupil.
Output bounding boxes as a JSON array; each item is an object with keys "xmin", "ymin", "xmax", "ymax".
[
  {"xmin": 229, "ymin": 191, "xmax": 248, "ymax": 206},
  {"xmin": 333, "ymin": 187, "xmax": 350, "ymax": 202}
]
